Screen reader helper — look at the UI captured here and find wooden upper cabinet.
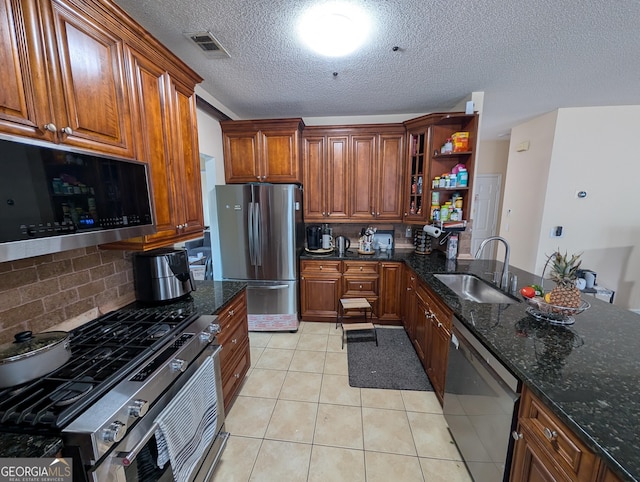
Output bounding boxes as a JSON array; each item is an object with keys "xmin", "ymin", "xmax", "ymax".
[
  {"xmin": 222, "ymin": 131, "xmax": 260, "ymax": 182},
  {"xmin": 0, "ymin": 0, "xmax": 134, "ymax": 157},
  {"xmin": 0, "ymin": 0, "xmax": 53, "ymax": 139},
  {"xmin": 349, "ymin": 135, "xmax": 376, "ymax": 220},
  {"xmin": 303, "ymin": 125, "xmax": 404, "ymax": 223},
  {"xmin": 376, "ymin": 133, "xmax": 405, "ymax": 220},
  {"xmin": 221, "ymin": 118, "xmax": 305, "ymax": 184},
  {"xmin": 325, "ymin": 136, "xmax": 349, "ymax": 220},
  {"xmin": 106, "ymin": 46, "xmax": 204, "ymax": 250}
]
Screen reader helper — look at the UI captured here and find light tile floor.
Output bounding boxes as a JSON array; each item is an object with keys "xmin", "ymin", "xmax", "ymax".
[{"xmin": 211, "ymin": 322, "xmax": 472, "ymax": 482}]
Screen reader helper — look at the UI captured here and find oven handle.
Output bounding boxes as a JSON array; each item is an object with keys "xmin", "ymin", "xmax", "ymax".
[{"xmin": 117, "ymin": 422, "xmax": 159, "ymax": 466}]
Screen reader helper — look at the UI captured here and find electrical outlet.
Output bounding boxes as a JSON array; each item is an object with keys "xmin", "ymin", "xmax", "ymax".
[
  {"xmin": 405, "ymin": 227, "xmax": 412, "ymax": 237},
  {"xmin": 550, "ymin": 226, "xmax": 564, "ymax": 238}
]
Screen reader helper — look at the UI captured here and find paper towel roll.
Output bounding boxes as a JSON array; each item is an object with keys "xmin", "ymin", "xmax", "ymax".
[{"xmin": 423, "ymin": 225, "xmax": 442, "ymax": 237}]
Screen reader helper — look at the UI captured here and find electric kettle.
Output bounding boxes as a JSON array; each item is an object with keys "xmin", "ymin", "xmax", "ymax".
[{"xmin": 335, "ymin": 235, "xmax": 351, "ymax": 256}]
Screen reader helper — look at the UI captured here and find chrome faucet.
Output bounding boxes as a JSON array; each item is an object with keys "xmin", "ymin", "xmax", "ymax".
[{"xmin": 475, "ymin": 236, "xmax": 511, "ymax": 290}]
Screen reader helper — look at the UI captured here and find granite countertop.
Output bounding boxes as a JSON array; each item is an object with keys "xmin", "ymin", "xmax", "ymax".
[
  {"xmin": 304, "ymin": 248, "xmax": 639, "ymax": 481},
  {"xmin": 0, "ymin": 281, "xmax": 246, "ymax": 458}
]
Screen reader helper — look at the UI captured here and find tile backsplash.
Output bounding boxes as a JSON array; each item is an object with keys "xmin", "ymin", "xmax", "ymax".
[{"xmin": 0, "ymin": 247, "xmax": 135, "ymax": 344}]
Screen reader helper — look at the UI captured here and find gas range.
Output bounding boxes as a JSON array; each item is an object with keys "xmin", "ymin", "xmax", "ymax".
[{"xmin": 0, "ymin": 306, "xmax": 225, "ymax": 481}]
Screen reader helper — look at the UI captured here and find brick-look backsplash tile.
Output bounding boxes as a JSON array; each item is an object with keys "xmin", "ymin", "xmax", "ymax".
[
  {"xmin": 38, "ymin": 259, "xmax": 73, "ymax": 281},
  {"xmin": 0, "ymin": 248, "xmax": 136, "ymax": 344},
  {"xmin": 0, "ymin": 267, "xmax": 38, "ymax": 291},
  {"xmin": 59, "ymin": 270, "xmax": 91, "ymax": 290}
]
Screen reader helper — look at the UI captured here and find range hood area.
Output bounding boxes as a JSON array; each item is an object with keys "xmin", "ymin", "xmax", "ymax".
[{"xmin": 0, "ymin": 138, "xmax": 155, "ymax": 262}]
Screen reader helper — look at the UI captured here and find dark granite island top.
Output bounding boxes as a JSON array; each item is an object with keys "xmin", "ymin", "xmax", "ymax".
[{"xmin": 303, "ymin": 248, "xmax": 640, "ymax": 480}]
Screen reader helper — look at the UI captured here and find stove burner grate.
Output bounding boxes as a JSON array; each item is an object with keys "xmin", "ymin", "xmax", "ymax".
[{"xmin": 49, "ymin": 377, "xmax": 94, "ymax": 407}]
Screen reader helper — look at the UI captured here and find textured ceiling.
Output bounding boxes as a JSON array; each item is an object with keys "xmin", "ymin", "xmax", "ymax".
[{"xmin": 113, "ymin": 0, "xmax": 640, "ymax": 139}]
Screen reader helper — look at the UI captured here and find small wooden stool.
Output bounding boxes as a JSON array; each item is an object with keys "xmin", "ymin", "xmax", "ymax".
[{"xmin": 338, "ymin": 298, "xmax": 378, "ymax": 349}]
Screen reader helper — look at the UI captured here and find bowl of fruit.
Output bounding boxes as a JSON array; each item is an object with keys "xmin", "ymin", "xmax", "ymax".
[{"xmin": 519, "ymin": 252, "xmax": 590, "ymax": 325}]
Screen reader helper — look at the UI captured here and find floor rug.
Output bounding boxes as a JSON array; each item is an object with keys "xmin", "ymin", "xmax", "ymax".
[{"xmin": 346, "ymin": 327, "xmax": 433, "ymax": 391}]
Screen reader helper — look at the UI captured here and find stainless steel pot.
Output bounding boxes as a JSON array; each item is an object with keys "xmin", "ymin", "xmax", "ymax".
[{"xmin": 0, "ymin": 331, "xmax": 71, "ymax": 388}]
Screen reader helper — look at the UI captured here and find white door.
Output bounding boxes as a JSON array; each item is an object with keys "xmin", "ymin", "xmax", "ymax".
[{"xmin": 471, "ymin": 174, "xmax": 502, "ymax": 258}]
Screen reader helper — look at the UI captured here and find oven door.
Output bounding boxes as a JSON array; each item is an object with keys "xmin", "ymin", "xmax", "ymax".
[{"xmin": 90, "ymin": 345, "xmax": 227, "ymax": 482}]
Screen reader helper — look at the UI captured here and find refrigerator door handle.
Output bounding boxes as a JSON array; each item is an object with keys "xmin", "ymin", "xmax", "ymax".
[
  {"xmin": 248, "ymin": 201, "xmax": 255, "ymax": 266},
  {"xmin": 254, "ymin": 202, "xmax": 262, "ymax": 266},
  {"xmin": 247, "ymin": 284, "xmax": 289, "ymax": 290}
]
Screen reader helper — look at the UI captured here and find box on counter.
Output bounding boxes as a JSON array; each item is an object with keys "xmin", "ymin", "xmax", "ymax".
[
  {"xmin": 190, "ymin": 265, "xmax": 205, "ymax": 280},
  {"xmin": 451, "ymin": 132, "xmax": 469, "ymax": 152}
]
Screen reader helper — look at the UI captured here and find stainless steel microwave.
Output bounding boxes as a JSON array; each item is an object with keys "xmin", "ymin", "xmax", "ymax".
[{"xmin": 0, "ymin": 137, "xmax": 155, "ymax": 262}]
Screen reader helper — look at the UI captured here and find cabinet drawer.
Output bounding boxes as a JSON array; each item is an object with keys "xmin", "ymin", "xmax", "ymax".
[
  {"xmin": 301, "ymin": 260, "xmax": 342, "ymax": 275},
  {"xmin": 216, "ymin": 292, "xmax": 247, "ymax": 331},
  {"xmin": 342, "ymin": 277, "xmax": 378, "ymax": 296},
  {"xmin": 219, "ymin": 314, "xmax": 249, "ymax": 370},
  {"xmin": 343, "ymin": 261, "xmax": 379, "ymax": 275},
  {"xmin": 519, "ymin": 387, "xmax": 599, "ymax": 481}
]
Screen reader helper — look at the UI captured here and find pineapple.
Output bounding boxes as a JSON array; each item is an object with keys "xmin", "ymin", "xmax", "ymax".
[{"xmin": 548, "ymin": 251, "xmax": 582, "ymax": 309}]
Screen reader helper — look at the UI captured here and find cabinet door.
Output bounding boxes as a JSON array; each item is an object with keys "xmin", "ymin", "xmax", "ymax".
[
  {"xmin": 414, "ymin": 295, "xmax": 429, "ymax": 365},
  {"xmin": 511, "ymin": 424, "xmax": 565, "ymax": 482},
  {"xmin": 223, "ymin": 130, "xmax": 260, "ymax": 183},
  {"xmin": 125, "ymin": 48, "xmax": 179, "ymax": 243},
  {"xmin": 45, "ymin": 0, "xmax": 133, "ymax": 157},
  {"xmin": 303, "ymin": 136, "xmax": 326, "ymax": 221},
  {"xmin": 349, "ymin": 135, "xmax": 376, "ymax": 220},
  {"xmin": 170, "ymin": 82, "xmax": 204, "ymax": 237},
  {"xmin": 0, "ymin": 0, "xmax": 53, "ymax": 140},
  {"xmin": 326, "ymin": 136, "xmax": 349, "ymax": 220},
  {"xmin": 261, "ymin": 128, "xmax": 301, "ymax": 183},
  {"xmin": 300, "ymin": 275, "xmax": 341, "ymax": 320},
  {"xmin": 376, "ymin": 134, "xmax": 405, "ymax": 220},
  {"xmin": 402, "ymin": 268, "xmax": 417, "ymax": 339},
  {"xmin": 427, "ymin": 320, "xmax": 449, "ymax": 402},
  {"xmin": 379, "ymin": 262, "xmax": 402, "ymax": 322}
]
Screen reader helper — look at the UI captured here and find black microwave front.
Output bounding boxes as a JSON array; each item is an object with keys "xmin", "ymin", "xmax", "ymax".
[{"xmin": 0, "ymin": 137, "xmax": 155, "ymax": 262}]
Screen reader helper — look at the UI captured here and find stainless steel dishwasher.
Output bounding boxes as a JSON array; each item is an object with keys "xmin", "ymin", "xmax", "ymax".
[{"xmin": 443, "ymin": 316, "xmax": 521, "ymax": 482}]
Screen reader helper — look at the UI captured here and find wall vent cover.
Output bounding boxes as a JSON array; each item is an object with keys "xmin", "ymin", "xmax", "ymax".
[{"xmin": 184, "ymin": 31, "xmax": 230, "ymax": 58}]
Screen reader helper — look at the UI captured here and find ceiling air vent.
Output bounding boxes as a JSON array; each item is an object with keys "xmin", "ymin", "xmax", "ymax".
[{"xmin": 184, "ymin": 31, "xmax": 230, "ymax": 59}]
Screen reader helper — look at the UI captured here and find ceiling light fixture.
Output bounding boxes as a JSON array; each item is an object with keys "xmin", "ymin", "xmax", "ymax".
[{"xmin": 298, "ymin": 2, "xmax": 370, "ymax": 57}]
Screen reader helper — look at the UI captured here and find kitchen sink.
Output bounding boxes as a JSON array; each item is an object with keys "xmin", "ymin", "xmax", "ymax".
[{"xmin": 434, "ymin": 274, "xmax": 519, "ymax": 304}]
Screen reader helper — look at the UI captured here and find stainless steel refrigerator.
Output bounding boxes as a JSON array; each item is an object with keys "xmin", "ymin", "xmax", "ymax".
[{"xmin": 215, "ymin": 183, "xmax": 303, "ymax": 331}]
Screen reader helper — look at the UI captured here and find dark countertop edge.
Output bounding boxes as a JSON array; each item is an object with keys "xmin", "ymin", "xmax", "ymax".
[
  {"xmin": 0, "ymin": 434, "xmax": 63, "ymax": 458},
  {"xmin": 303, "ymin": 249, "xmax": 637, "ymax": 482}
]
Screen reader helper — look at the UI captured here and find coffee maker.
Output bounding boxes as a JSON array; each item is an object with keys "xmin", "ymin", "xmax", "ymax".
[{"xmin": 306, "ymin": 225, "xmax": 322, "ymax": 250}]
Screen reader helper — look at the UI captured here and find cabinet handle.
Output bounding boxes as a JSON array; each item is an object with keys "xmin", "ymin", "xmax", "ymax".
[
  {"xmin": 359, "ymin": 266, "xmax": 363, "ymax": 271},
  {"xmin": 511, "ymin": 431, "xmax": 523, "ymax": 441},
  {"xmin": 377, "ymin": 212, "xmax": 380, "ymax": 216},
  {"xmin": 60, "ymin": 126, "xmax": 73, "ymax": 135},
  {"xmin": 232, "ymin": 338, "xmax": 238, "ymax": 344},
  {"xmin": 184, "ymin": 222, "xmax": 188, "ymax": 228},
  {"xmin": 234, "ymin": 373, "xmax": 240, "ymax": 379},
  {"xmin": 411, "ymin": 276, "xmax": 415, "ymax": 281},
  {"xmin": 543, "ymin": 428, "xmax": 558, "ymax": 441},
  {"xmin": 437, "ymin": 321, "xmax": 443, "ymax": 328},
  {"xmin": 359, "ymin": 285, "xmax": 363, "ymax": 289},
  {"xmin": 44, "ymin": 123, "xmax": 57, "ymax": 132},
  {"xmin": 256, "ymin": 176, "xmax": 261, "ymax": 180},
  {"xmin": 319, "ymin": 265, "xmax": 323, "ymax": 270},
  {"xmin": 404, "ymin": 212, "xmax": 408, "ymax": 216},
  {"xmin": 371, "ymin": 211, "xmax": 375, "ymax": 216},
  {"xmin": 322, "ymin": 212, "xmax": 326, "ymax": 216},
  {"xmin": 228, "ymin": 309, "xmax": 235, "ymax": 316},
  {"xmin": 176, "ymin": 224, "xmax": 184, "ymax": 230},
  {"xmin": 407, "ymin": 287, "xmax": 412, "ymax": 291}
]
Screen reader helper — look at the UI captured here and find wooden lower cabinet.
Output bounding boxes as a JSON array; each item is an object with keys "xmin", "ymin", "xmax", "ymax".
[
  {"xmin": 300, "ymin": 259, "xmax": 403, "ymax": 324},
  {"xmin": 402, "ymin": 267, "xmax": 417, "ymax": 341},
  {"xmin": 216, "ymin": 290, "xmax": 250, "ymax": 412},
  {"xmin": 510, "ymin": 386, "xmax": 621, "ymax": 482},
  {"xmin": 414, "ymin": 274, "xmax": 452, "ymax": 403},
  {"xmin": 300, "ymin": 260, "xmax": 342, "ymax": 321}
]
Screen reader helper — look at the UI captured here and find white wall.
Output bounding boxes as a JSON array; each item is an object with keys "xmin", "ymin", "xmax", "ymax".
[{"xmin": 501, "ymin": 105, "xmax": 640, "ymax": 309}]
